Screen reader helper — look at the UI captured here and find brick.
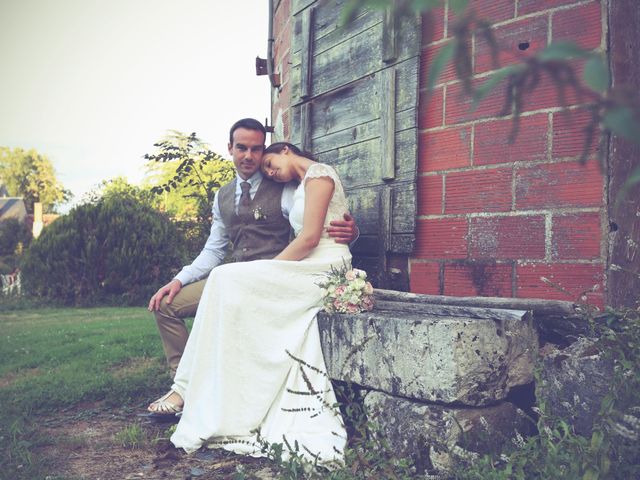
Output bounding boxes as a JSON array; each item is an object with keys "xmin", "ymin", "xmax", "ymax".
[
  {"xmin": 449, "ymin": 0, "xmax": 515, "ymax": 26},
  {"xmin": 443, "ymin": 262, "xmax": 513, "ymax": 297},
  {"xmin": 518, "ymin": 0, "xmax": 581, "ymax": 15},
  {"xmin": 445, "ymin": 168, "xmax": 513, "ymax": 214},
  {"xmin": 553, "ymin": 109, "xmax": 600, "ymax": 159},
  {"xmin": 552, "ymin": 1, "xmax": 602, "ymax": 51},
  {"xmin": 421, "ymin": 40, "xmax": 458, "ymax": 87},
  {"xmin": 422, "ymin": 6, "xmax": 446, "ymax": 45},
  {"xmin": 415, "ymin": 218, "xmax": 468, "ymax": 259},
  {"xmin": 519, "ymin": 59, "xmax": 585, "ymax": 113},
  {"xmin": 419, "ymin": 126, "xmax": 471, "ymax": 172},
  {"xmin": 410, "ymin": 261, "xmax": 441, "ymax": 294},
  {"xmin": 515, "ymin": 161, "xmax": 603, "ymax": 209},
  {"xmin": 418, "ymin": 175, "xmax": 443, "ymax": 215},
  {"xmin": 419, "ymin": 87, "xmax": 444, "ymax": 129},
  {"xmin": 470, "ymin": 215, "xmax": 546, "ymax": 259},
  {"xmin": 474, "ymin": 113, "xmax": 548, "ymax": 165},
  {"xmin": 552, "ymin": 212, "xmax": 602, "ymax": 260},
  {"xmin": 475, "ymin": 16, "xmax": 548, "ymax": 75},
  {"xmin": 445, "ymin": 77, "xmax": 509, "ymax": 124},
  {"xmin": 516, "ymin": 263, "xmax": 604, "ymax": 307}
]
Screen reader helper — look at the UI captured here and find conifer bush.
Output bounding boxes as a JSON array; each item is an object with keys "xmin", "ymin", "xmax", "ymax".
[{"xmin": 21, "ymin": 195, "xmax": 188, "ymax": 305}]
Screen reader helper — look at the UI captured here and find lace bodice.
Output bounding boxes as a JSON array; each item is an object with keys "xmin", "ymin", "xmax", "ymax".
[{"xmin": 288, "ymin": 163, "xmax": 349, "ymax": 237}]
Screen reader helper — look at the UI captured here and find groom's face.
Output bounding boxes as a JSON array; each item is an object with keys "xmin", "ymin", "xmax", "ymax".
[{"xmin": 228, "ymin": 128, "xmax": 266, "ymax": 180}]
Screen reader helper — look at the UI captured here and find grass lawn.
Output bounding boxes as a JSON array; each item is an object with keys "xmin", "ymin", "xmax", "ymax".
[{"xmin": 0, "ymin": 306, "xmax": 174, "ymax": 479}]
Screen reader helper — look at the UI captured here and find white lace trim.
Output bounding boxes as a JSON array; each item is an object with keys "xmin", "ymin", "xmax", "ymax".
[
  {"xmin": 300, "ymin": 163, "xmax": 349, "ymax": 238},
  {"xmin": 302, "ymin": 163, "xmax": 339, "ymax": 185}
]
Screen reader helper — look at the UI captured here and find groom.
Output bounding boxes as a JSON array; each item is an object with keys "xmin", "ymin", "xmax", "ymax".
[{"xmin": 148, "ymin": 118, "xmax": 357, "ymax": 379}]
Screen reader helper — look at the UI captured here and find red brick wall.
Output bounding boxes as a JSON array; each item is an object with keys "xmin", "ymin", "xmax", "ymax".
[
  {"xmin": 412, "ymin": 0, "xmax": 607, "ymax": 307},
  {"xmin": 271, "ymin": 0, "xmax": 292, "ymax": 141}
]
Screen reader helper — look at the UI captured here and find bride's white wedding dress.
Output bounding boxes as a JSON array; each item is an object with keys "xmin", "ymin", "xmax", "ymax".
[{"xmin": 170, "ymin": 163, "xmax": 350, "ymax": 465}]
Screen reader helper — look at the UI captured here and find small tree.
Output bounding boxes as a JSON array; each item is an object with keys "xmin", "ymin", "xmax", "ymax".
[
  {"xmin": 0, "ymin": 147, "xmax": 72, "ymax": 213},
  {"xmin": 144, "ymin": 131, "xmax": 235, "ymax": 255}
]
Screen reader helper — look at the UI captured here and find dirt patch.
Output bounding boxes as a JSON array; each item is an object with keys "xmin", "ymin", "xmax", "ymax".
[
  {"xmin": 0, "ymin": 367, "xmax": 42, "ymax": 388},
  {"xmin": 108, "ymin": 357, "xmax": 161, "ymax": 379},
  {"xmin": 34, "ymin": 405, "xmax": 280, "ymax": 479}
]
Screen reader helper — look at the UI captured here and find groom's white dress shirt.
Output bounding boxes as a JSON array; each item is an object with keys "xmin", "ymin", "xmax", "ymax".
[{"xmin": 174, "ymin": 170, "xmax": 297, "ymax": 286}]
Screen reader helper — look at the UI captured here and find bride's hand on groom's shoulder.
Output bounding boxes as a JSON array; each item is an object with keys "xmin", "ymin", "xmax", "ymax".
[{"xmin": 148, "ymin": 279, "xmax": 183, "ymax": 311}]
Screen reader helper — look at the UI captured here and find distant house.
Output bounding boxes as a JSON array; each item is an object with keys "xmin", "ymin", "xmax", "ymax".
[
  {"xmin": 0, "ymin": 184, "xmax": 57, "ymax": 237},
  {"xmin": 0, "ymin": 196, "xmax": 28, "ymax": 223}
]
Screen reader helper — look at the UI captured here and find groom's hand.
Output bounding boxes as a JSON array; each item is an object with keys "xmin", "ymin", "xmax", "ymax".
[
  {"xmin": 327, "ymin": 212, "xmax": 358, "ymax": 244},
  {"xmin": 148, "ymin": 279, "xmax": 183, "ymax": 312}
]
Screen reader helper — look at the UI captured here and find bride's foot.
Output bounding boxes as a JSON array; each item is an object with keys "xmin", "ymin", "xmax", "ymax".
[{"xmin": 148, "ymin": 390, "xmax": 184, "ymax": 415}]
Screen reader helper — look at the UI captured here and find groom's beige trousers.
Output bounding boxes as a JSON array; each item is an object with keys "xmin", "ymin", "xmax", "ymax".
[{"xmin": 154, "ymin": 279, "xmax": 206, "ymax": 377}]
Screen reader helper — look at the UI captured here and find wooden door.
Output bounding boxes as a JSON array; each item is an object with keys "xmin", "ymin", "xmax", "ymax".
[{"xmin": 287, "ymin": 0, "xmax": 421, "ymax": 289}]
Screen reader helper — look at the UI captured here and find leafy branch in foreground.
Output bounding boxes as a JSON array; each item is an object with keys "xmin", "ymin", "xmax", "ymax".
[
  {"xmin": 144, "ymin": 130, "xmax": 235, "ymax": 217},
  {"xmin": 343, "ymin": 0, "xmax": 640, "ymax": 196}
]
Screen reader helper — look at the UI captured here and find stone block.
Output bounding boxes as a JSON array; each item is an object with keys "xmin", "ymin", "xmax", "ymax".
[
  {"xmin": 318, "ymin": 301, "xmax": 538, "ymax": 405},
  {"xmin": 537, "ymin": 337, "xmax": 614, "ymax": 436},
  {"xmin": 364, "ymin": 391, "xmax": 533, "ymax": 475}
]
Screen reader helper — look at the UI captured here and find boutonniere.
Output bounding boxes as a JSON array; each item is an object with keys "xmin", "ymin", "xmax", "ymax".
[{"xmin": 253, "ymin": 206, "xmax": 267, "ymax": 221}]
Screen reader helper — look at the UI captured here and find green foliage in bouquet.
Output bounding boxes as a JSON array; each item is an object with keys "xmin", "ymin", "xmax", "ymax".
[{"xmin": 21, "ymin": 195, "xmax": 188, "ymax": 306}]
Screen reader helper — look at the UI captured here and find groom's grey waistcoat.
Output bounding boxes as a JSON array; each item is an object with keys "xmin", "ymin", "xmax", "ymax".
[{"xmin": 218, "ymin": 178, "xmax": 291, "ymax": 262}]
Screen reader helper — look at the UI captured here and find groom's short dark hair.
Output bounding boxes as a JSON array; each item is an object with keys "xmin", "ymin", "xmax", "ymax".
[{"xmin": 229, "ymin": 118, "xmax": 266, "ymax": 145}]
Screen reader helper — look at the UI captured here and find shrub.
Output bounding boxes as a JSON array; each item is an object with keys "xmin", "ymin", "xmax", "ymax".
[
  {"xmin": 0, "ymin": 218, "xmax": 32, "ymax": 274},
  {"xmin": 21, "ymin": 195, "xmax": 188, "ymax": 305}
]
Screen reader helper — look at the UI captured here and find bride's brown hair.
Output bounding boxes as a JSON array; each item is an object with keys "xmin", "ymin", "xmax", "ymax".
[{"xmin": 263, "ymin": 142, "xmax": 316, "ymax": 161}]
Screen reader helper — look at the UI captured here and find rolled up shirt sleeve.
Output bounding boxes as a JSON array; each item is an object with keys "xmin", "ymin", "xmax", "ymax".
[{"xmin": 174, "ymin": 191, "xmax": 229, "ymax": 286}]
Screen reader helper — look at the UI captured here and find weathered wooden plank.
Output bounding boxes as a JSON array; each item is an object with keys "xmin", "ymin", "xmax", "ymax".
[
  {"xmin": 382, "ymin": 7, "xmax": 397, "ymax": 63},
  {"xmin": 380, "ymin": 67, "xmax": 396, "ymax": 180},
  {"xmin": 312, "ymin": 109, "xmax": 416, "ymax": 154},
  {"xmin": 291, "ymin": 0, "xmax": 316, "ymax": 16},
  {"xmin": 299, "ymin": 7, "xmax": 314, "ymax": 100},
  {"xmin": 392, "ymin": 182, "xmax": 416, "ymax": 232},
  {"xmin": 306, "ymin": 22, "xmax": 420, "ymax": 99},
  {"xmin": 300, "ymin": 102, "xmax": 312, "ymax": 151},
  {"xmin": 608, "ymin": 0, "xmax": 640, "ymax": 308},
  {"xmin": 380, "ymin": 187, "xmax": 392, "ymax": 251},
  {"xmin": 313, "ymin": 1, "xmax": 381, "ymax": 55},
  {"xmin": 374, "ymin": 289, "xmax": 579, "ymax": 315},
  {"xmin": 374, "ymin": 299, "xmax": 530, "ymax": 322},
  {"xmin": 315, "ymin": 131, "xmax": 416, "ymax": 188}
]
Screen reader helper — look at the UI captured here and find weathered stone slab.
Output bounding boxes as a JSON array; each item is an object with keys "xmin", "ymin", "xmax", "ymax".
[
  {"xmin": 364, "ymin": 391, "xmax": 534, "ymax": 474},
  {"xmin": 318, "ymin": 304, "xmax": 538, "ymax": 405},
  {"xmin": 374, "ymin": 288, "xmax": 588, "ymax": 345},
  {"xmin": 537, "ymin": 337, "xmax": 615, "ymax": 436}
]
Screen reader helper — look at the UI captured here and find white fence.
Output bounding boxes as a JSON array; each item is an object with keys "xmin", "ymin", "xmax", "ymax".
[{"xmin": 1, "ymin": 271, "xmax": 21, "ymax": 296}]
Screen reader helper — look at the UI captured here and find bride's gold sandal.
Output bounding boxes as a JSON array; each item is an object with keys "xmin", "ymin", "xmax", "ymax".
[{"xmin": 148, "ymin": 390, "xmax": 183, "ymax": 415}]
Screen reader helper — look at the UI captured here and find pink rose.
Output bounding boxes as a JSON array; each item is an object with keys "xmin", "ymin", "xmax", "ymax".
[
  {"xmin": 345, "ymin": 270, "xmax": 356, "ymax": 281},
  {"xmin": 346, "ymin": 303, "xmax": 360, "ymax": 313},
  {"xmin": 363, "ymin": 296, "xmax": 374, "ymax": 311},
  {"xmin": 364, "ymin": 282, "xmax": 374, "ymax": 294},
  {"xmin": 335, "ymin": 285, "xmax": 346, "ymax": 296}
]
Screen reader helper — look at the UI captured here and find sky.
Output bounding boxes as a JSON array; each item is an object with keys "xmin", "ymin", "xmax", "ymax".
[{"xmin": 0, "ymin": 0, "xmax": 271, "ymax": 211}]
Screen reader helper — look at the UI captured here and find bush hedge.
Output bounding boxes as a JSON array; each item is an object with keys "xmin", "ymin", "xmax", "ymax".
[{"xmin": 21, "ymin": 195, "xmax": 188, "ymax": 305}]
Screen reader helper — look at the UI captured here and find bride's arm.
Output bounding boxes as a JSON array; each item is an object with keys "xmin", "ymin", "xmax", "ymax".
[{"xmin": 274, "ymin": 176, "xmax": 335, "ymax": 261}]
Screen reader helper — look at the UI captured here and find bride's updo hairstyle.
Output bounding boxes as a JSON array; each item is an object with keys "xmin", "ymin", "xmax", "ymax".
[{"xmin": 263, "ymin": 142, "xmax": 316, "ymax": 161}]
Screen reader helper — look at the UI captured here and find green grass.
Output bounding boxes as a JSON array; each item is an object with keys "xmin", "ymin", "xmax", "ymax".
[{"xmin": 0, "ymin": 306, "xmax": 174, "ymax": 479}]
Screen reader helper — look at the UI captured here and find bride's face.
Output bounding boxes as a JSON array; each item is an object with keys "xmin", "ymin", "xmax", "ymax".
[{"xmin": 262, "ymin": 150, "xmax": 293, "ymax": 182}]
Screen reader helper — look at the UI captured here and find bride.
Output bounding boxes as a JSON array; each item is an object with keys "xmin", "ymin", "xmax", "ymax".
[{"xmin": 154, "ymin": 142, "xmax": 352, "ymax": 465}]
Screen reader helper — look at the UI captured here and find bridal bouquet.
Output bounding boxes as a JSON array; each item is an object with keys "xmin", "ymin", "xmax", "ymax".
[{"xmin": 317, "ymin": 261, "xmax": 375, "ymax": 314}]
